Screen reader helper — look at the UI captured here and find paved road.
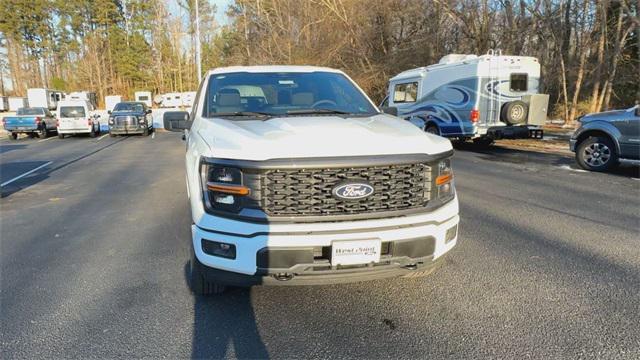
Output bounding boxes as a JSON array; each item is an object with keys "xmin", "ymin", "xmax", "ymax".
[{"xmin": 1, "ymin": 133, "xmax": 639, "ymax": 359}]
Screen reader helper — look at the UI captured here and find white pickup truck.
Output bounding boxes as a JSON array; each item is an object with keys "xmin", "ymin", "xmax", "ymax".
[{"xmin": 165, "ymin": 66, "xmax": 459, "ymax": 295}]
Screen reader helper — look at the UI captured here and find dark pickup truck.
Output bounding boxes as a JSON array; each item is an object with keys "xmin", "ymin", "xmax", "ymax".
[
  {"xmin": 2, "ymin": 107, "xmax": 57, "ymax": 140},
  {"xmin": 571, "ymin": 105, "xmax": 640, "ymax": 171},
  {"xmin": 107, "ymin": 102, "xmax": 153, "ymax": 136}
]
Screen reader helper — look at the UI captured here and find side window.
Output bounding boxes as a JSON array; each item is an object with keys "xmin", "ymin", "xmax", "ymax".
[
  {"xmin": 510, "ymin": 73, "xmax": 528, "ymax": 92},
  {"xmin": 380, "ymin": 96, "xmax": 389, "ymax": 108},
  {"xmin": 393, "ymin": 82, "xmax": 418, "ymax": 103}
]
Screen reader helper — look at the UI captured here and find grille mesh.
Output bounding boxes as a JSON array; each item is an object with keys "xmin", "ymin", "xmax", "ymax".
[
  {"xmin": 115, "ymin": 116, "xmax": 134, "ymax": 126},
  {"xmin": 260, "ymin": 163, "xmax": 431, "ymax": 217}
]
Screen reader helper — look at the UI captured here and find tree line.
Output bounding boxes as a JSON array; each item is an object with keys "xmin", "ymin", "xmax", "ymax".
[{"xmin": 1, "ymin": 0, "xmax": 638, "ymax": 123}]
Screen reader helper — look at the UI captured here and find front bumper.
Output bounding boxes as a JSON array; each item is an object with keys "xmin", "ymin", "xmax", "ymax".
[
  {"xmin": 192, "ymin": 197, "xmax": 459, "ymax": 286},
  {"xmin": 569, "ymin": 138, "xmax": 578, "ymax": 152}
]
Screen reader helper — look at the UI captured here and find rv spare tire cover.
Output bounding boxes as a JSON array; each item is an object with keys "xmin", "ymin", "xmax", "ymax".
[{"xmin": 501, "ymin": 101, "xmax": 528, "ymax": 125}]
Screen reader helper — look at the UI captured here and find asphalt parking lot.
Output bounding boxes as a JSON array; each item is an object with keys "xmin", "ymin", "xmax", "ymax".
[{"xmin": 1, "ymin": 132, "xmax": 639, "ymax": 358}]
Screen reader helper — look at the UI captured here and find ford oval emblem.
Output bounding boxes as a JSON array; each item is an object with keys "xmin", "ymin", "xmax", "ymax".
[{"xmin": 332, "ymin": 182, "xmax": 375, "ymax": 200}]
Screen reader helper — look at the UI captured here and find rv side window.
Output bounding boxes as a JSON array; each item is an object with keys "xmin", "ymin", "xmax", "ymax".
[
  {"xmin": 393, "ymin": 82, "xmax": 418, "ymax": 103},
  {"xmin": 510, "ymin": 73, "xmax": 528, "ymax": 92}
]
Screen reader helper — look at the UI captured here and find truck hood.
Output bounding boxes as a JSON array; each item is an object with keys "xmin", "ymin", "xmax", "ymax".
[
  {"xmin": 110, "ymin": 111, "xmax": 146, "ymax": 116},
  {"xmin": 580, "ymin": 108, "xmax": 630, "ymax": 123},
  {"xmin": 196, "ymin": 114, "xmax": 452, "ymax": 160}
]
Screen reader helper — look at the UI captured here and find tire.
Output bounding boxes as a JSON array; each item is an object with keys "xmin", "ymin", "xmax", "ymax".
[
  {"xmin": 8, "ymin": 132, "xmax": 18, "ymax": 140},
  {"xmin": 58, "ymin": 133, "xmax": 65, "ymax": 139},
  {"xmin": 501, "ymin": 101, "xmax": 529, "ymax": 125},
  {"xmin": 473, "ymin": 137, "xmax": 494, "ymax": 147},
  {"xmin": 39, "ymin": 124, "xmax": 48, "ymax": 138},
  {"xmin": 190, "ymin": 246, "xmax": 226, "ymax": 295},
  {"xmin": 89, "ymin": 126, "xmax": 97, "ymax": 138},
  {"xmin": 576, "ymin": 136, "xmax": 617, "ymax": 172},
  {"xmin": 143, "ymin": 126, "xmax": 149, "ymax": 136},
  {"xmin": 425, "ymin": 124, "xmax": 440, "ymax": 136}
]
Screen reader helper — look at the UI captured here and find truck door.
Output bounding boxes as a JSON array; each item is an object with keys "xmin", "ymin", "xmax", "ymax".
[{"xmin": 612, "ymin": 107, "xmax": 640, "ymax": 159}]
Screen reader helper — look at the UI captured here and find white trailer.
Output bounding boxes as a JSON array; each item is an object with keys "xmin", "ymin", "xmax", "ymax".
[
  {"xmin": 161, "ymin": 92, "xmax": 183, "ymax": 108},
  {"xmin": 27, "ymin": 88, "xmax": 64, "ymax": 110},
  {"xmin": 181, "ymin": 91, "xmax": 197, "ymax": 108},
  {"xmin": 0, "ymin": 96, "xmax": 9, "ymax": 112},
  {"xmin": 68, "ymin": 91, "xmax": 98, "ymax": 108},
  {"xmin": 8, "ymin": 97, "xmax": 28, "ymax": 111},
  {"xmin": 384, "ymin": 50, "xmax": 548, "ymax": 144},
  {"xmin": 105, "ymin": 95, "xmax": 122, "ymax": 112},
  {"xmin": 135, "ymin": 91, "xmax": 152, "ymax": 107}
]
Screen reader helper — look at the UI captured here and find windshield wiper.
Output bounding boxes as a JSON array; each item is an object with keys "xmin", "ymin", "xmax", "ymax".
[
  {"xmin": 285, "ymin": 108, "xmax": 351, "ymax": 115},
  {"xmin": 213, "ymin": 111, "xmax": 274, "ymax": 118}
]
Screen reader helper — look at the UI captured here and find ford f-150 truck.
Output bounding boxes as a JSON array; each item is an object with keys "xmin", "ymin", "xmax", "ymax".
[
  {"xmin": 2, "ymin": 107, "xmax": 56, "ymax": 140},
  {"xmin": 165, "ymin": 66, "xmax": 460, "ymax": 295}
]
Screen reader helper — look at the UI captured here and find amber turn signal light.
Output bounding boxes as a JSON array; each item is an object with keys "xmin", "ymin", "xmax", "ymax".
[{"xmin": 206, "ymin": 182, "xmax": 250, "ymax": 196}]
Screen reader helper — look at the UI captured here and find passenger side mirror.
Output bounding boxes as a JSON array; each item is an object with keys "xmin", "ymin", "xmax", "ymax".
[
  {"xmin": 164, "ymin": 111, "xmax": 191, "ymax": 132},
  {"xmin": 107, "ymin": 110, "xmax": 112, "ymax": 115},
  {"xmin": 381, "ymin": 106, "xmax": 398, "ymax": 116}
]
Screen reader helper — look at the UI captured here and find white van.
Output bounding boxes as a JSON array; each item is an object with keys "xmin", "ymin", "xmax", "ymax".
[{"xmin": 56, "ymin": 100, "xmax": 101, "ymax": 138}]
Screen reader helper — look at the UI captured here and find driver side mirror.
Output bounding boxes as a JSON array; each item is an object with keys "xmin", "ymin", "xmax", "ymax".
[
  {"xmin": 107, "ymin": 110, "xmax": 112, "ymax": 115},
  {"xmin": 164, "ymin": 111, "xmax": 191, "ymax": 132},
  {"xmin": 381, "ymin": 106, "xmax": 398, "ymax": 116}
]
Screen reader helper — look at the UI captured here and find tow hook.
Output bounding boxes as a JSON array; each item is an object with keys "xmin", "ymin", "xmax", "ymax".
[
  {"xmin": 274, "ymin": 273, "xmax": 294, "ymax": 281},
  {"xmin": 405, "ymin": 264, "xmax": 418, "ymax": 270}
]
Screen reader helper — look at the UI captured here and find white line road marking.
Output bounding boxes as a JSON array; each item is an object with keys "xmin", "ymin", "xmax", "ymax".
[
  {"xmin": 37, "ymin": 137, "xmax": 55, "ymax": 143},
  {"xmin": 97, "ymin": 134, "xmax": 109, "ymax": 141},
  {"xmin": 151, "ymin": 131, "xmax": 155, "ymax": 139},
  {"xmin": 1, "ymin": 161, "xmax": 53, "ymax": 187},
  {"xmin": 557, "ymin": 165, "xmax": 588, "ymax": 173}
]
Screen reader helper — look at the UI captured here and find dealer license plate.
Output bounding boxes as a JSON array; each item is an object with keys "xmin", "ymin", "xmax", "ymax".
[{"xmin": 331, "ymin": 239, "xmax": 381, "ymax": 266}]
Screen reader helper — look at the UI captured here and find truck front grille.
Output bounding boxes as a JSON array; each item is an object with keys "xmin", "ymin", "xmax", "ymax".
[
  {"xmin": 115, "ymin": 116, "xmax": 135, "ymax": 126},
  {"xmin": 259, "ymin": 163, "xmax": 432, "ymax": 217}
]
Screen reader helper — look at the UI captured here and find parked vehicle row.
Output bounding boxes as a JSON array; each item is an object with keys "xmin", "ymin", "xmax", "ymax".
[{"xmin": 2, "ymin": 100, "xmax": 154, "ymax": 140}]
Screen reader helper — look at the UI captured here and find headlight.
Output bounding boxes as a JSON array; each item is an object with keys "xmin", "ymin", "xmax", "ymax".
[
  {"xmin": 435, "ymin": 158, "xmax": 455, "ymax": 202},
  {"xmin": 200, "ymin": 163, "xmax": 250, "ymax": 213},
  {"xmin": 108, "ymin": 117, "xmax": 114, "ymax": 125}
]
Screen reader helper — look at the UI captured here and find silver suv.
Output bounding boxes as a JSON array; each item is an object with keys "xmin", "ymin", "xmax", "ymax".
[{"xmin": 570, "ymin": 105, "xmax": 640, "ymax": 171}]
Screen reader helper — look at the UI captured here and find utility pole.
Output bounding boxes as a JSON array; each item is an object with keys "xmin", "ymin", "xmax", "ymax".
[{"xmin": 195, "ymin": 0, "xmax": 202, "ymax": 83}]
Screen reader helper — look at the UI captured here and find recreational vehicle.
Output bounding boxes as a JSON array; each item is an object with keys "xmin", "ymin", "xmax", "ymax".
[
  {"xmin": 68, "ymin": 91, "xmax": 98, "ymax": 108},
  {"xmin": 105, "ymin": 95, "xmax": 123, "ymax": 112},
  {"xmin": 181, "ymin": 91, "xmax": 197, "ymax": 107},
  {"xmin": 134, "ymin": 91, "xmax": 152, "ymax": 107},
  {"xmin": 0, "ymin": 96, "xmax": 8, "ymax": 112},
  {"xmin": 27, "ymin": 88, "xmax": 65, "ymax": 111},
  {"xmin": 161, "ymin": 92, "xmax": 182, "ymax": 108},
  {"xmin": 383, "ymin": 51, "xmax": 549, "ymax": 145},
  {"xmin": 8, "ymin": 97, "xmax": 28, "ymax": 111}
]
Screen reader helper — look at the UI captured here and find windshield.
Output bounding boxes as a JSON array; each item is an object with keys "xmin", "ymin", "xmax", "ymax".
[
  {"xmin": 60, "ymin": 106, "xmax": 86, "ymax": 118},
  {"xmin": 203, "ymin": 71, "xmax": 377, "ymax": 118},
  {"xmin": 114, "ymin": 103, "xmax": 145, "ymax": 112},
  {"xmin": 17, "ymin": 108, "xmax": 45, "ymax": 116}
]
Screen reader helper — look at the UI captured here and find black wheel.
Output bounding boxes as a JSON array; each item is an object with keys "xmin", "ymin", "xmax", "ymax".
[
  {"xmin": 576, "ymin": 136, "xmax": 617, "ymax": 172},
  {"xmin": 28, "ymin": 132, "xmax": 37, "ymax": 138},
  {"xmin": 425, "ymin": 124, "xmax": 440, "ymax": 136},
  {"xmin": 39, "ymin": 124, "xmax": 49, "ymax": 138},
  {"xmin": 8, "ymin": 132, "xmax": 18, "ymax": 140},
  {"xmin": 143, "ymin": 126, "xmax": 149, "ymax": 136},
  {"xmin": 501, "ymin": 101, "xmax": 529, "ymax": 125},
  {"xmin": 190, "ymin": 246, "xmax": 226, "ymax": 295},
  {"xmin": 89, "ymin": 126, "xmax": 97, "ymax": 138},
  {"xmin": 58, "ymin": 133, "xmax": 65, "ymax": 139},
  {"xmin": 473, "ymin": 137, "xmax": 494, "ymax": 147}
]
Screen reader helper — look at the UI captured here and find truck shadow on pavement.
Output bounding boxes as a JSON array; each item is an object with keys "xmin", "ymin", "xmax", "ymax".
[
  {"xmin": 453, "ymin": 142, "xmax": 640, "ymax": 178},
  {"xmin": 184, "ymin": 263, "xmax": 269, "ymax": 359}
]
